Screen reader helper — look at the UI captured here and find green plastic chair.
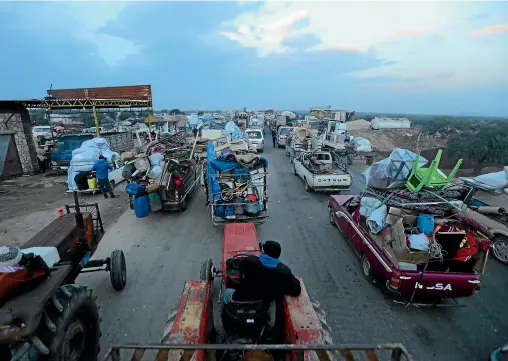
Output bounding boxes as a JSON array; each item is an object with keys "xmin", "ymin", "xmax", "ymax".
[{"xmin": 405, "ymin": 149, "xmax": 463, "ymax": 192}]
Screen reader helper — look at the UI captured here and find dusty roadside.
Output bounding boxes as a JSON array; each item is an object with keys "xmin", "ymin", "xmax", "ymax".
[{"xmin": 0, "ymin": 173, "xmax": 129, "ymax": 247}]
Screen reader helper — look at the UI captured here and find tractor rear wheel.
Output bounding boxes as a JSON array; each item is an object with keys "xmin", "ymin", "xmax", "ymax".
[
  {"xmin": 200, "ymin": 258, "xmax": 213, "ymax": 281},
  {"xmin": 32, "ymin": 285, "xmax": 101, "ymax": 361},
  {"xmin": 110, "ymin": 250, "xmax": 127, "ymax": 291}
]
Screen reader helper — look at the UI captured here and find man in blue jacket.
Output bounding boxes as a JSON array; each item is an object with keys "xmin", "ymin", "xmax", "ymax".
[{"xmin": 91, "ymin": 156, "xmax": 118, "ymax": 199}]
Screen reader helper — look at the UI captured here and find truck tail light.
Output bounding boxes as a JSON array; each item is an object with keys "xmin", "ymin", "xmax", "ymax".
[
  {"xmin": 389, "ymin": 277, "xmax": 400, "ymax": 290},
  {"xmin": 173, "ymin": 173, "xmax": 184, "ymax": 188},
  {"xmin": 475, "ymin": 280, "xmax": 481, "ymax": 291}
]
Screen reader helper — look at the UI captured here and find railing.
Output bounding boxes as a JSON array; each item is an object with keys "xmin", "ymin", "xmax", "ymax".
[{"xmin": 102, "ymin": 343, "xmax": 414, "ymax": 361}]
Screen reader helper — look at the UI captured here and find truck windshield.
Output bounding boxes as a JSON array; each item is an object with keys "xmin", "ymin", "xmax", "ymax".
[
  {"xmin": 280, "ymin": 128, "xmax": 292, "ymax": 136},
  {"xmin": 247, "ymin": 131, "xmax": 262, "ymax": 139},
  {"xmin": 52, "ymin": 136, "xmax": 92, "ymax": 152}
]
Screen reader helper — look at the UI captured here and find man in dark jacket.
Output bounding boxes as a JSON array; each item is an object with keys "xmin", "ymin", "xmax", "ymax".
[
  {"xmin": 221, "ymin": 241, "xmax": 301, "ymax": 328},
  {"xmin": 271, "ymin": 128, "xmax": 277, "ymax": 148},
  {"xmin": 91, "ymin": 156, "xmax": 118, "ymax": 199}
]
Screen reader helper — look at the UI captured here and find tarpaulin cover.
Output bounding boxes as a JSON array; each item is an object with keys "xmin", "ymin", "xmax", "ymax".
[
  {"xmin": 206, "ymin": 142, "xmax": 268, "ymax": 201},
  {"xmin": 362, "ymin": 148, "xmax": 427, "ymax": 189}
]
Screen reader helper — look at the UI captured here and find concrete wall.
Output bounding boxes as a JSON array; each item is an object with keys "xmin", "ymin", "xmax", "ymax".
[{"xmin": 0, "ymin": 103, "xmax": 39, "ymax": 175}]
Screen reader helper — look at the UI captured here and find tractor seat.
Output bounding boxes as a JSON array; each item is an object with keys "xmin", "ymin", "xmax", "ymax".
[
  {"xmin": 221, "ymin": 299, "xmax": 270, "ymax": 341},
  {"xmin": 22, "ymin": 213, "xmax": 93, "ymax": 261}
]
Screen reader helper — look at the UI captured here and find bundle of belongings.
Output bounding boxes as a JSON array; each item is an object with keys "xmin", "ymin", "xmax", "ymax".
[
  {"xmin": 362, "ymin": 148, "xmax": 426, "ymax": 189},
  {"xmin": 0, "ymin": 245, "xmax": 60, "ymax": 303},
  {"xmin": 291, "ymin": 127, "xmax": 312, "ymax": 151},
  {"xmin": 206, "ymin": 141, "xmax": 268, "ymax": 220},
  {"xmin": 460, "ymin": 166, "xmax": 508, "ymax": 194},
  {"xmin": 349, "ymin": 136, "xmax": 372, "ymax": 152},
  {"xmin": 67, "ymin": 137, "xmax": 120, "ymax": 192},
  {"xmin": 350, "ymin": 190, "xmax": 491, "ymax": 273}
]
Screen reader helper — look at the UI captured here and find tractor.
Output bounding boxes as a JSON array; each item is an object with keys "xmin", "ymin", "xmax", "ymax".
[
  {"xmin": 0, "ymin": 192, "xmax": 127, "ymax": 361},
  {"xmin": 101, "ymin": 223, "xmax": 414, "ymax": 361}
]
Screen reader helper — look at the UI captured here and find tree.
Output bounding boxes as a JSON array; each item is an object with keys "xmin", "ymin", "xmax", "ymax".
[
  {"xmin": 447, "ymin": 120, "xmax": 508, "ymax": 172},
  {"xmin": 119, "ymin": 111, "xmax": 134, "ymax": 121},
  {"xmin": 197, "ymin": 111, "xmax": 204, "ymax": 116},
  {"xmin": 169, "ymin": 109, "xmax": 183, "ymax": 115}
]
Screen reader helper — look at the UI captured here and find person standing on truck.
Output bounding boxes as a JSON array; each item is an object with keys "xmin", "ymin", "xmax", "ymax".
[{"xmin": 91, "ymin": 156, "xmax": 118, "ymax": 199}]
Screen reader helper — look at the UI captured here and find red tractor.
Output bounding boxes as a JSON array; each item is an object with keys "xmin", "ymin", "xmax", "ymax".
[{"xmin": 103, "ymin": 223, "xmax": 414, "ymax": 361}]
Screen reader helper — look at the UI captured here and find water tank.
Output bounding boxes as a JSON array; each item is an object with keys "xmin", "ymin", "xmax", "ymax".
[{"xmin": 371, "ymin": 118, "xmax": 411, "ymax": 130}]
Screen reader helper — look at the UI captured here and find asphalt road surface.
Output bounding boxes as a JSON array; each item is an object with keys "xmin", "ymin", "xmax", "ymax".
[{"xmin": 79, "ymin": 144, "xmax": 508, "ymax": 361}]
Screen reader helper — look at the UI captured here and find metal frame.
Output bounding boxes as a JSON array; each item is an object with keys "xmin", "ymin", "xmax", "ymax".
[
  {"xmin": 20, "ymin": 99, "xmax": 152, "ymax": 110},
  {"xmin": 102, "ymin": 343, "xmax": 414, "ymax": 361}
]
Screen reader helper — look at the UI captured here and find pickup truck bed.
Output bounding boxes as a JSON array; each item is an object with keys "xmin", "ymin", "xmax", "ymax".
[{"xmin": 293, "ymin": 151, "xmax": 352, "ymax": 192}]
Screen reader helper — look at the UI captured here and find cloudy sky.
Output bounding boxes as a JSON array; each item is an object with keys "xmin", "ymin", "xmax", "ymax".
[{"xmin": 0, "ymin": 1, "xmax": 507, "ymax": 116}]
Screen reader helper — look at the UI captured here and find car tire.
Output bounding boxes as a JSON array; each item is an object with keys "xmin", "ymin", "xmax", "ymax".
[
  {"xmin": 492, "ymin": 236, "xmax": 508, "ymax": 264},
  {"xmin": 304, "ymin": 179, "xmax": 312, "ymax": 192},
  {"xmin": 180, "ymin": 196, "xmax": 188, "ymax": 212},
  {"xmin": 329, "ymin": 209, "xmax": 336, "ymax": 226},
  {"xmin": 361, "ymin": 254, "xmax": 374, "ymax": 283}
]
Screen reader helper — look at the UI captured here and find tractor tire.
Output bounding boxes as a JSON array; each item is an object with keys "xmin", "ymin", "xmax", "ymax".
[
  {"xmin": 38, "ymin": 285, "xmax": 101, "ymax": 361},
  {"xmin": 200, "ymin": 258, "xmax": 213, "ymax": 281},
  {"xmin": 110, "ymin": 250, "xmax": 127, "ymax": 291}
]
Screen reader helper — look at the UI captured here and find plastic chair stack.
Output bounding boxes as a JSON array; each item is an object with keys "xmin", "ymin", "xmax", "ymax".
[{"xmin": 405, "ymin": 149, "xmax": 463, "ymax": 192}]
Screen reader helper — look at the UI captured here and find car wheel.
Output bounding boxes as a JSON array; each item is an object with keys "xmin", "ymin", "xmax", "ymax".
[
  {"xmin": 492, "ymin": 236, "xmax": 508, "ymax": 264},
  {"xmin": 329, "ymin": 209, "xmax": 336, "ymax": 226},
  {"xmin": 304, "ymin": 179, "xmax": 312, "ymax": 192},
  {"xmin": 361, "ymin": 254, "xmax": 374, "ymax": 283},
  {"xmin": 180, "ymin": 196, "xmax": 188, "ymax": 212}
]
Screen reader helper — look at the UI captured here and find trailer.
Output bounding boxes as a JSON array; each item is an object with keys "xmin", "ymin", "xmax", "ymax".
[{"xmin": 205, "ymin": 142, "xmax": 268, "ymax": 227}]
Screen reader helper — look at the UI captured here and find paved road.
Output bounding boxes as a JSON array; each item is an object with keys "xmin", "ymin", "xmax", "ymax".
[{"xmin": 79, "ymin": 144, "xmax": 508, "ymax": 361}]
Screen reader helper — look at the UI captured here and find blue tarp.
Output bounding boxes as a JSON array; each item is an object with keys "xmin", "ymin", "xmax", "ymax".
[{"xmin": 206, "ymin": 142, "xmax": 268, "ymax": 202}]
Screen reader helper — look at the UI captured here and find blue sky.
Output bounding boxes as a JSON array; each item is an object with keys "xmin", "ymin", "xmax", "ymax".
[{"xmin": 0, "ymin": 1, "xmax": 507, "ymax": 116}]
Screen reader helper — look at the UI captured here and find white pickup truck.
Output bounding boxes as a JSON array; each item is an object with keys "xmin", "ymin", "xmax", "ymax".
[{"xmin": 293, "ymin": 151, "xmax": 352, "ymax": 192}]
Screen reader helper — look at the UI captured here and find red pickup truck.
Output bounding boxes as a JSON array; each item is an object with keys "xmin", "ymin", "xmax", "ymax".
[{"xmin": 329, "ymin": 194, "xmax": 491, "ymax": 304}]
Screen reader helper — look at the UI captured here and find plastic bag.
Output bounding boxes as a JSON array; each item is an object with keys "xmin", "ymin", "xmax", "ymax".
[
  {"xmin": 149, "ymin": 153, "xmax": 165, "ymax": 167},
  {"xmin": 147, "ymin": 165, "xmax": 163, "ymax": 179},
  {"xmin": 362, "ymin": 148, "xmax": 427, "ymax": 189},
  {"xmin": 473, "ymin": 167, "xmax": 508, "ymax": 189}
]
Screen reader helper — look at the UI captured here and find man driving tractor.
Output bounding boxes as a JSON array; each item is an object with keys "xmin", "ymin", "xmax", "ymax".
[{"xmin": 221, "ymin": 240, "xmax": 301, "ymax": 328}]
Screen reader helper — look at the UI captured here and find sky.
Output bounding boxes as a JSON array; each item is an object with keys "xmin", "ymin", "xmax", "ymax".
[{"xmin": 0, "ymin": 0, "xmax": 507, "ymax": 116}]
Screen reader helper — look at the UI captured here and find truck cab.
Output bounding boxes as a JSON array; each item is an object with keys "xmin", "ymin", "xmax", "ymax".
[
  {"xmin": 277, "ymin": 126, "xmax": 293, "ymax": 148},
  {"xmin": 51, "ymin": 134, "xmax": 94, "ymax": 171}
]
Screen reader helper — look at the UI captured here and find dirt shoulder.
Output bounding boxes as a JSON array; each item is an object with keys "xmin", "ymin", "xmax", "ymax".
[{"xmin": 0, "ymin": 173, "xmax": 129, "ymax": 247}]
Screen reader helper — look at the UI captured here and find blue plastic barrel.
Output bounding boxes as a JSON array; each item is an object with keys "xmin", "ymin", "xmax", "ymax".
[
  {"xmin": 133, "ymin": 195, "xmax": 150, "ymax": 218},
  {"xmin": 417, "ymin": 214, "xmax": 434, "ymax": 235}
]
